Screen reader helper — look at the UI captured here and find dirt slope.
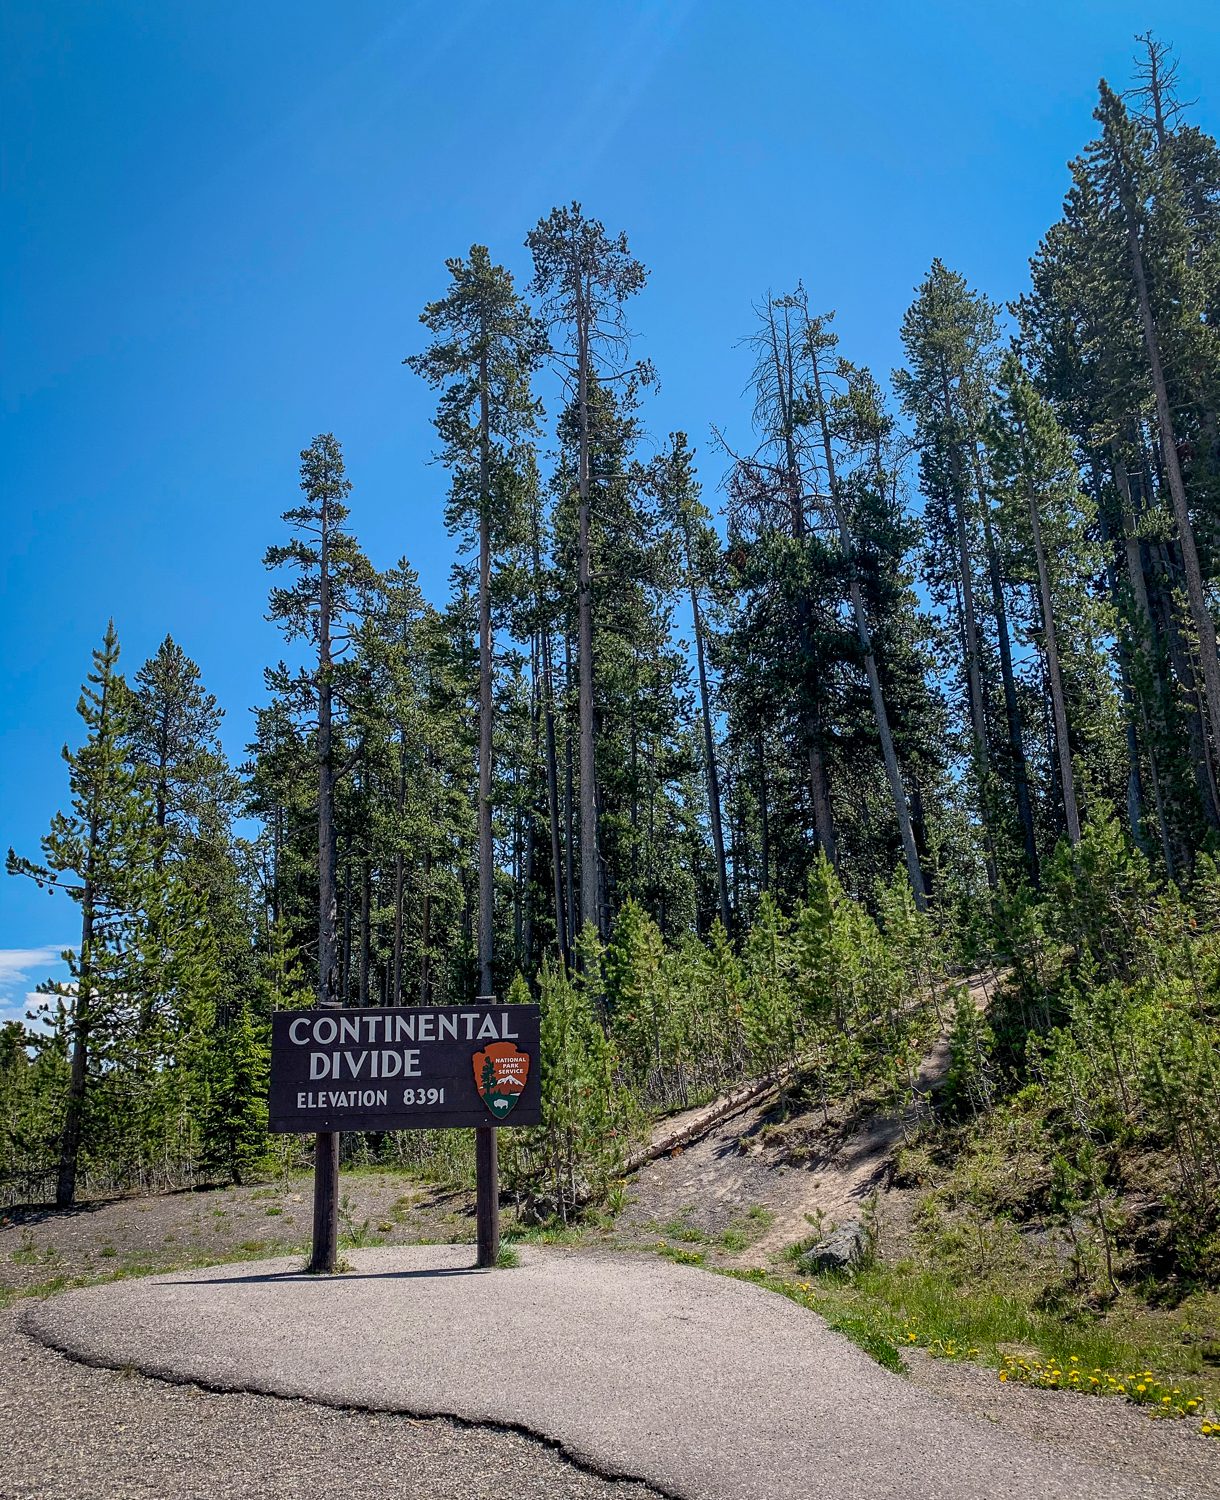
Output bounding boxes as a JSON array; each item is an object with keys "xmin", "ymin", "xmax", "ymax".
[{"xmin": 616, "ymin": 973, "xmax": 998, "ymax": 1267}]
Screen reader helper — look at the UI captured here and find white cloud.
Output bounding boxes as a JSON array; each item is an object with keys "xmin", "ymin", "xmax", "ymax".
[
  {"xmin": 0, "ymin": 945, "xmax": 73, "ymax": 988},
  {"xmin": 0, "ymin": 994, "xmax": 45, "ymax": 1029},
  {"xmin": 0, "ymin": 947, "xmax": 73, "ymax": 1032}
]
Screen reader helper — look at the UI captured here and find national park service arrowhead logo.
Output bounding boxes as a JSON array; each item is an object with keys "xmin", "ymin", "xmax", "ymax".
[{"xmin": 473, "ymin": 1040, "xmax": 530, "ymax": 1119}]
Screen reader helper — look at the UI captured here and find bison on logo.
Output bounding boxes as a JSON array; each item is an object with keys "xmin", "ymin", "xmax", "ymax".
[{"xmin": 473, "ymin": 1041, "xmax": 530, "ymax": 1119}]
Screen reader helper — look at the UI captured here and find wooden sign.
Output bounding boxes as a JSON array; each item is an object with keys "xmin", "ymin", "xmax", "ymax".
[{"xmin": 268, "ymin": 1004, "xmax": 542, "ymax": 1134}]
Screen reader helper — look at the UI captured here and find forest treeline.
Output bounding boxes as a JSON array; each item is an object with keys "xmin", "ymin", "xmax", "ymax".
[{"xmin": 2, "ymin": 41, "xmax": 1218, "ymax": 1280}]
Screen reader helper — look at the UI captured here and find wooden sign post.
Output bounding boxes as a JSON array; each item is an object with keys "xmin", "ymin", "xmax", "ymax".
[
  {"xmin": 473, "ymin": 993, "xmax": 499, "ymax": 1268},
  {"xmin": 268, "ymin": 1002, "xmax": 541, "ymax": 1272}
]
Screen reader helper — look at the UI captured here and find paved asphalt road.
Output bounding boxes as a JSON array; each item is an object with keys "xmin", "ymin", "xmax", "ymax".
[
  {"xmin": 0, "ymin": 1308, "xmax": 658, "ymax": 1500},
  {"xmin": 18, "ymin": 1247, "xmax": 1215, "ymax": 1500}
]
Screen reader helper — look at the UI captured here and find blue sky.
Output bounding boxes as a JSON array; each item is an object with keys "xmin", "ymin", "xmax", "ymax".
[{"xmin": 3, "ymin": 0, "xmax": 1218, "ymax": 1021}]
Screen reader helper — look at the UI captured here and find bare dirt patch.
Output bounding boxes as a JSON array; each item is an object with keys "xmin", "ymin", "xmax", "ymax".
[
  {"xmin": 0, "ymin": 1171, "xmax": 476, "ymax": 1299},
  {"xmin": 614, "ymin": 972, "xmax": 1000, "ymax": 1269}
]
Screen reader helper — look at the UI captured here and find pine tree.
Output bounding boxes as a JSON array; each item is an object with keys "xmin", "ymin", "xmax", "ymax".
[
  {"xmin": 986, "ymin": 351, "xmax": 1122, "ymax": 850},
  {"xmin": 527, "ymin": 204, "xmax": 650, "ymax": 938},
  {"xmin": 898, "ymin": 263, "xmax": 1038, "ymax": 885},
  {"xmin": 800, "ymin": 305, "xmax": 928, "ymax": 906},
  {"xmin": 128, "ymin": 635, "xmax": 234, "ymax": 862},
  {"xmin": 1092, "ymin": 82, "xmax": 1220, "ymax": 779},
  {"xmin": 264, "ymin": 433, "xmax": 375, "ymax": 1271},
  {"xmin": 7, "ymin": 624, "xmax": 208, "ymax": 1205},
  {"xmin": 201, "ymin": 990, "xmax": 268, "ymax": 1185},
  {"xmin": 407, "ymin": 246, "xmax": 543, "ymax": 997},
  {"xmin": 656, "ymin": 433, "xmax": 731, "ymax": 931},
  {"xmin": 727, "ymin": 289, "xmax": 843, "ymax": 866}
]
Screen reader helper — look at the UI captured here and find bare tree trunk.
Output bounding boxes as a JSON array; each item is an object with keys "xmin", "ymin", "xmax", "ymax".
[
  {"xmin": 730, "ymin": 769, "xmax": 744, "ymax": 913},
  {"xmin": 477, "ymin": 361, "xmax": 495, "ymax": 998},
  {"xmin": 810, "ymin": 356, "xmax": 926, "ymax": 904},
  {"xmin": 806, "ymin": 728, "xmax": 837, "ymax": 865},
  {"xmin": 512, "ymin": 766, "xmax": 523, "ymax": 963},
  {"xmin": 953, "ymin": 504, "xmax": 991, "ymax": 780},
  {"xmin": 474, "ymin": 357, "xmax": 499, "ymax": 1267},
  {"xmin": 1024, "ymin": 460, "xmax": 1080, "ymax": 844},
  {"xmin": 1121, "ymin": 174, "xmax": 1220, "ymax": 765},
  {"xmin": 1112, "ymin": 445, "xmax": 1159, "ymax": 642},
  {"xmin": 629, "ymin": 664, "xmax": 640, "ymax": 885},
  {"xmin": 541, "ymin": 628, "xmax": 568, "ymax": 965},
  {"xmin": 575, "ymin": 302, "xmax": 600, "ymax": 938},
  {"xmin": 57, "ymin": 875, "xmax": 93, "ymax": 1207},
  {"xmin": 522, "ymin": 805, "xmax": 536, "ymax": 969},
  {"xmin": 359, "ymin": 860, "xmax": 371, "ymax": 1005},
  {"xmin": 767, "ymin": 299, "xmax": 837, "ymax": 864},
  {"xmin": 271, "ymin": 805, "xmax": 282, "ymax": 929},
  {"xmin": 1093, "ymin": 483, "xmax": 1149, "ymax": 852},
  {"xmin": 953, "ymin": 504, "xmax": 998, "ymax": 891},
  {"xmin": 392, "ymin": 731, "xmax": 405, "ymax": 1005},
  {"xmin": 757, "ymin": 734, "xmax": 771, "ymax": 892},
  {"xmin": 312, "ymin": 477, "xmax": 341, "ymax": 1274},
  {"xmin": 939, "ymin": 366, "xmax": 996, "ymax": 889},
  {"xmin": 1152, "ymin": 539, "xmax": 1220, "ymax": 826},
  {"xmin": 523, "ymin": 637, "xmax": 539, "ymax": 968},
  {"xmin": 1111, "ymin": 443, "xmax": 1192, "ymax": 847},
  {"xmin": 1119, "ymin": 676, "xmax": 1148, "ymax": 853},
  {"xmin": 419, "ymin": 844, "xmax": 432, "ymax": 1004},
  {"xmin": 691, "ymin": 582, "xmax": 730, "ymax": 930},
  {"xmin": 563, "ymin": 635, "xmax": 577, "ymax": 947},
  {"xmin": 341, "ymin": 858, "xmax": 352, "ymax": 1004},
  {"xmin": 972, "ymin": 447, "xmax": 1038, "ymax": 879},
  {"xmin": 1140, "ymin": 695, "xmax": 1176, "ymax": 876}
]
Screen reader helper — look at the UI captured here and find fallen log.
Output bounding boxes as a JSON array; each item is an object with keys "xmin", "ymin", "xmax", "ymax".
[{"xmin": 624, "ymin": 1066, "xmax": 793, "ymax": 1174}]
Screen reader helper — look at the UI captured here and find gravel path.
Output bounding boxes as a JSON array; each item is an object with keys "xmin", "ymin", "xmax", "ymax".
[
  {"xmin": 20, "ymin": 1244, "xmax": 1217, "ymax": 1500},
  {"xmin": 0, "ymin": 1308, "xmax": 658, "ymax": 1500}
]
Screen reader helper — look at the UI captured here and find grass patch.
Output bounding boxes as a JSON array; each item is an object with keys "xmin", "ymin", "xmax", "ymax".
[
  {"xmin": 833, "ymin": 1262, "xmax": 1220, "ymax": 1387},
  {"xmin": 0, "ymin": 1242, "xmax": 314, "ymax": 1311},
  {"xmin": 502, "ymin": 1221, "xmax": 586, "ymax": 1248},
  {"xmin": 720, "ymin": 1206, "xmax": 776, "ymax": 1253},
  {"xmin": 495, "ymin": 1244, "xmax": 521, "ymax": 1269},
  {"xmin": 787, "ymin": 1258, "xmax": 1220, "ymax": 1430},
  {"xmin": 657, "ymin": 1243, "xmax": 705, "ymax": 1267},
  {"xmin": 661, "ymin": 1217, "xmax": 707, "ymax": 1245},
  {"xmin": 720, "ymin": 1267, "xmax": 904, "ymax": 1373}
]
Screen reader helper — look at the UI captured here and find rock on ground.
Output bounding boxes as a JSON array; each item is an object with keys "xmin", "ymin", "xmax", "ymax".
[{"xmin": 798, "ymin": 1220, "xmax": 867, "ymax": 1272}]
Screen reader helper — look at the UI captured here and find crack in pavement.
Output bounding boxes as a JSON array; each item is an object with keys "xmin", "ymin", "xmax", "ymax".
[{"xmin": 18, "ymin": 1244, "xmax": 1198, "ymax": 1500}]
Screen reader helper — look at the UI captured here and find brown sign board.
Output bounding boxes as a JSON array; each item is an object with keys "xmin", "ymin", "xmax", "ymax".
[{"xmin": 268, "ymin": 1004, "xmax": 542, "ymax": 1134}]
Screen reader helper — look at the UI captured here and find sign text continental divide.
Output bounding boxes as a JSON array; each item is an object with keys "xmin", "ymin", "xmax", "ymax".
[{"xmin": 268, "ymin": 1004, "xmax": 542, "ymax": 1133}]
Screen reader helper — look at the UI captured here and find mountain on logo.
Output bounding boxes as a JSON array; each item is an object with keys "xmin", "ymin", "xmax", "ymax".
[{"xmin": 473, "ymin": 1041, "xmax": 530, "ymax": 1118}]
